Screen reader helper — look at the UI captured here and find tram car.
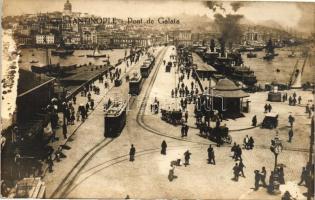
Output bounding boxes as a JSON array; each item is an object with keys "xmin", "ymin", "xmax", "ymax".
[
  {"xmin": 129, "ymin": 72, "xmax": 143, "ymax": 95},
  {"xmin": 140, "ymin": 56, "xmax": 155, "ymax": 78},
  {"xmin": 104, "ymin": 101, "xmax": 127, "ymax": 137},
  {"xmin": 165, "ymin": 61, "xmax": 172, "ymax": 72},
  {"xmin": 140, "ymin": 63, "xmax": 151, "ymax": 78}
]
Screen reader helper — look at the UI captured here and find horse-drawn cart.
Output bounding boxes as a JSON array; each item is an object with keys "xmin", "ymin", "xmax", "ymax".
[
  {"xmin": 161, "ymin": 109, "xmax": 182, "ymax": 125},
  {"xmin": 199, "ymin": 123, "xmax": 232, "ymax": 145}
]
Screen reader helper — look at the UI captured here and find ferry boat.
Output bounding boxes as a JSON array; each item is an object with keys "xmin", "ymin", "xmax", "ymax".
[
  {"xmin": 231, "ymin": 65, "xmax": 257, "ymax": 86},
  {"xmin": 87, "ymin": 46, "xmax": 107, "ymax": 58},
  {"xmin": 31, "ymin": 47, "xmax": 76, "ymax": 76},
  {"xmin": 247, "ymin": 51, "xmax": 257, "ymax": 58},
  {"xmin": 51, "ymin": 40, "xmax": 75, "ymax": 57},
  {"xmin": 51, "ymin": 49, "xmax": 74, "ymax": 57},
  {"xmin": 104, "ymin": 101, "xmax": 127, "ymax": 137},
  {"xmin": 263, "ymin": 39, "xmax": 278, "ymax": 60}
]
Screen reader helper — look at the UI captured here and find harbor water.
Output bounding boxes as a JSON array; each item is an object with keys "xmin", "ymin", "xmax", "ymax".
[{"xmin": 242, "ymin": 46, "xmax": 315, "ymax": 86}]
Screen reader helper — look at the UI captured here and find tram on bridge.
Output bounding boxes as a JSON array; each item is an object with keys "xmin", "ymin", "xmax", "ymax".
[
  {"xmin": 140, "ymin": 56, "xmax": 155, "ymax": 78},
  {"xmin": 104, "ymin": 101, "xmax": 127, "ymax": 137},
  {"xmin": 129, "ymin": 72, "xmax": 143, "ymax": 95}
]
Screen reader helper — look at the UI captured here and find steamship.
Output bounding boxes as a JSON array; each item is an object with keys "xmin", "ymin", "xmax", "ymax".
[{"xmin": 195, "ymin": 44, "xmax": 257, "ymax": 86}]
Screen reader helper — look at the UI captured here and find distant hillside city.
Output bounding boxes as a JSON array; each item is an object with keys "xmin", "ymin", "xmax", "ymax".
[{"xmin": 1, "ymin": 0, "xmax": 309, "ymax": 49}]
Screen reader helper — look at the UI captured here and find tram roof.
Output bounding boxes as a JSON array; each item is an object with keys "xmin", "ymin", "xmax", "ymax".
[
  {"xmin": 192, "ymin": 53, "xmax": 216, "ymax": 72},
  {"xmin": 105, "ymin": 101, "xmax": 127, "ymax": 117},
  {"xmin": 129, "ymin": 73, "xmax": 142, "ymax": 82}
]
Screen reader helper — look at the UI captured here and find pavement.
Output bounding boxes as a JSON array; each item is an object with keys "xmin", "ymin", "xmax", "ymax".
[
  {"xmin": 42, "ymin": 46, "xmax": 165, "ymax": 197},
  {"xmin": 42, "ymin": 45, "xmax": 313, "ymax": 199}
]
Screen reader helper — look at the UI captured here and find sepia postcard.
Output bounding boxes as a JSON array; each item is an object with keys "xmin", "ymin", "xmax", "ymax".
[{"xmin": 1, "ymin": 0, "xmax": 314, "ymax": 199}]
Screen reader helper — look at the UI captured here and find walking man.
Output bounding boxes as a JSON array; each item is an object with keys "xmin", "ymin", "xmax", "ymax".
[
  {"xmin": 288, "ymin": 115, "xmax": 295, "ymax": 127},
  {"xmin": 252, "ymin": 115, "xmax": 257, "ymax": 127},
  {"xmin": 207, "ymin": 145, "xmax": 215, "ymax": 165},
  {"xmin": 254, "ymin": 170, "xmax": 260, "ymax": 190},
  {"xmin": 268, "ymin": 104, "xmax": 272, "ymax": 113},
  {"xmin": 233, "ymin": 163, "xmax": 240, "ymax": 181},
  {"xmin": 260, "ymin": 167, "xmax": 267, "ymax": 187},
  {"xmin": 288, "ymin": 128, "xmax": 293, "ymax": 143},
  {"xmin": 184, "ymin": 111, "xmax": 188, "ymax": 123},
  {"xmin": 231, "ymin": 142, "xmax": 237, "ymax": 159},
  {"xmin": 298, "ymin": 167, "xmax": 308, "ymax": 186},
  {"xmin": 235, "ymin": 145, "xmax": 242, "ymax": 161},
  {"xmin": 184, "ymin": 125, "xmax": 189, "ymax": 137},
  {"xmin": 239, "ymin": 159, "xmax": 246, "ymax": 177},
  {"xmin": 129, "ymin": 144, "xmax": 136, "ymax": 162},
  {"xmin": 184, "ymin": 150, "xmax": 192, "ymax": 167},
  {"xmin": 161, "ymin": 140, "xmax": 167, "ymax": 155},
  {"xmin": 62, "ymin": 123, "xmax": 67, "ymax": 139},
  {"xmin": 181, "ymin": 125, "xmax": 185, "ymax": 137}
]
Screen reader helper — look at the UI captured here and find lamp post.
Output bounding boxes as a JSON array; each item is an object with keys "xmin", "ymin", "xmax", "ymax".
[
  {"xmin": 270, "ymin": 131, "xmax": 282, "ymax": 194},
  {"xmin": 307, "ymin": 116, "xmax": 314, "ymax": 200}
]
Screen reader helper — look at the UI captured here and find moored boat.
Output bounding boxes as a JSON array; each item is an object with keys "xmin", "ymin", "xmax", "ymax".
[
  {"xmin": 247, "ymin": 51, "xmax": 257, "ymax": 58},
  {"xmin": 87, "ymin": 46, "xmax": 107, "ymax": 58}
]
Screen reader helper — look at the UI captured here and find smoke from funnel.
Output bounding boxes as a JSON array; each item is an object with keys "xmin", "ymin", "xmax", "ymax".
[
  {"xmin": 214, "ymin": 13, "xmax": 244, "ymax": 47},
  {"xmin": 230, "ymin": 2, "xmax": 244, "ymax": 12},
  {"xmin": 203, "ymin": 1, "xmax": 226, "ymax": 12}
]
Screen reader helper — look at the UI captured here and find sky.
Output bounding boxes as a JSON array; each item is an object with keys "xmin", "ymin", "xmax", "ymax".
[{"xmin": 2, "ymin": 0, "xmax": 315, "ymax": 33}]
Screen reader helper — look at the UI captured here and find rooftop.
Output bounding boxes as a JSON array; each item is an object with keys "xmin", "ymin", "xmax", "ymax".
[
  {"xmin": 213, "ymin": 78, "xmax": 249, "ymax": 98},
  {"xmin": 192, "ymin": 53, "xmax": 216, "ymax": 72}
]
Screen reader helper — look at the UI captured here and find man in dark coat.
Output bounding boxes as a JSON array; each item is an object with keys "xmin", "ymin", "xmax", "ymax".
[
  {"xmin": 90, "ymin": 99, "xmax": 95, "ymax": 110},
  {"xmin": 181, "ymin": 125, "xmax": 185, "ymax": 137},
  {"xmin": 254, "ymin": 170, "xmax": 260, "ymax": 190},
  {"xmin": 184, "ymin": 125, "xmax": 189, "ymax": 136},
  {"xmin": 235, "ymin": 145, "xmax": 242, "ymax": 161},
  {"xmin": 252, "ymin": 115, "xmax": 257, "ymax": 127},
  {"xmin": 288, "ymin": 129, "xmax": 293, "ymax": 143},
  {"xmin": 268, "ymin": 104, "xmax": 272, "ymax": 112},
  {"xmin": 184, "ymin": 150, "xmax": 191, "ymax": 167},
  {"xmin": 288, "ymin": 115, "xmax": 295, "ymax": 127},
  {"xmin": 129, "ymin": 144, "xmax": 136, "ymax": 162},
  {"xmin": 62, "ymin": 123, "xmax": 67, "ymax": 139},
  {"xmin": 239, "ymin": 159, "xmax": 246, "ymax": 177},
  {"xmin": 184, "ymin": 111, "xmax": 188, "ymax": 123},
  {"xmin": 233, "ymin": 163, "xmax": 239, "ymax": 181},
  {"xmin": 207, "ymin": 145, "xmax": 215, "ymax": 165},
  {"xmin": 231, "ymin": 142, "xmax": 237, "ymax": 159},
  {"xmin": 161, "ymin": 140, "xmax": 167, "ymax": 155},
  {"xmin": 298, "ymin": 167, "xmax": 308, "ymax": 186},
  {"xmin": 260, "ymin": 166, "xmax": 267, "ymax": 187}
]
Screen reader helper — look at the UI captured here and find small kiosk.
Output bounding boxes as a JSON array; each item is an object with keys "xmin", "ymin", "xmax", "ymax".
[{"xmin": 268, "ymin": 84, "xmax": 282, "ymax": 102}]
